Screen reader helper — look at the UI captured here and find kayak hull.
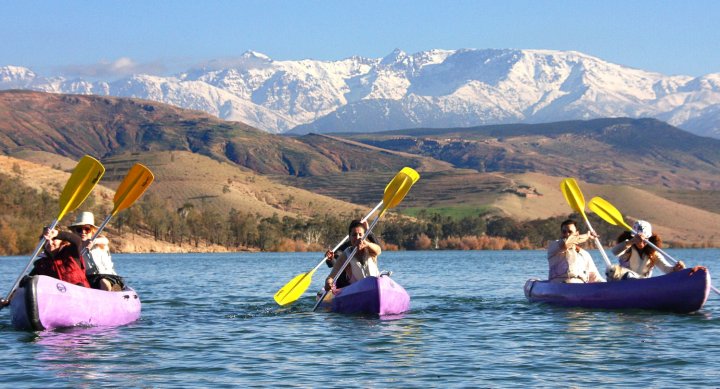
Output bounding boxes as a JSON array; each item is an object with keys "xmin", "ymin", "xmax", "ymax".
[
  {"xmin": 10, "ymin": 275, "xmax": 141, "ymax": 331},
  {"xmin": 524, "ymin": 266, "xmax": 711, "ymax": 313},
  {"xmin": 318, "ymin": 275, "xmax": 410, "ymax": 315}
]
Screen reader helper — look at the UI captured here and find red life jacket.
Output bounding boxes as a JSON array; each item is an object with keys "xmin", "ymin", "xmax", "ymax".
[{"xmin": 33, "ymin": 245, "xmax": 90, "ymax": 288}]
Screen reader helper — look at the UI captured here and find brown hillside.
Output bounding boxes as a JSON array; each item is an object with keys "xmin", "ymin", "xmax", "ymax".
[
  {"xmin": 2, "ymin": 151, "xmax": 369, "ymax": 221},
  {"xmin": 2, "ymin": 91, "xmax": 719, "ymax": 246},
  {"xmin": 489, "ymin": 173, "xmax": 720, "ymax": 245},
  {"xmin": 100, "ymin": 151, "xmax": 368, "ymax": 219},
  {"xmin": 0, "ymin": 90, "xmax": 343, "ymax": 176},
  {"xmin": 347, "ymin": 118, "xmax": 720, "ymax": 190}
]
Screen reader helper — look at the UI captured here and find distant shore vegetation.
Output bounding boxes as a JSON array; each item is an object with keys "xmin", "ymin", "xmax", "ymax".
[{"xmin": 0, "ymin": 172, "xmax": 715, "ymax": 256}]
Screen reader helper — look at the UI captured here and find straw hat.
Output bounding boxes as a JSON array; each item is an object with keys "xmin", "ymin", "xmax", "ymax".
[{"xmin": 70, "ymin": 212, "xmax": 98, "ymax": 228}]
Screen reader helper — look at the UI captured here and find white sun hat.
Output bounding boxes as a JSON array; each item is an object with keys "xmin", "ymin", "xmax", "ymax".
[
  {"xmin": 70, "ymin": 211, "xmax": 98, "ymax": 228},
  {"xmin": 633, "ymin": 220, "xmax": 652, "ymax": 237}
]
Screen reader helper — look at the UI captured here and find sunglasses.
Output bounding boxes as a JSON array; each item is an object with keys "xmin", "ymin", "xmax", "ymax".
[{"xmin": 73, "ymin": 226, "xmax": 93, "ymax": 234}]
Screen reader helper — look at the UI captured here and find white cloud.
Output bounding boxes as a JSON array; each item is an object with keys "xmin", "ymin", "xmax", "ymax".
[{"xmin": 58, "ymin": 57, "xmax": 168, "ymax": 79}]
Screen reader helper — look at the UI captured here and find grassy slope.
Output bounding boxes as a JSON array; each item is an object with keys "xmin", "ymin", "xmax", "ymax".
[{"xmin": 4, "ymin": 151, "xmax": 369, "ymax": 220}]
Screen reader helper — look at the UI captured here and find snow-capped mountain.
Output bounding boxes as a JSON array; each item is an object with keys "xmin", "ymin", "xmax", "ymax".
[{"xmin": 2, "ymin": 49, "xmax": 719, "ymax": 138}]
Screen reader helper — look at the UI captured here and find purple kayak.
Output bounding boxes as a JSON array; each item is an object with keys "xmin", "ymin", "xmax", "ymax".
[
  {"xmin": 10, "ymin": 275, "xmax": 141, "ymax": 331},
  {"xmin": 317, "ymin": 275, "xmax": 410, "ymax": 315},
  {"xmin": 524, "ymin": 266, "xmax": 711, "ymax": 313}
]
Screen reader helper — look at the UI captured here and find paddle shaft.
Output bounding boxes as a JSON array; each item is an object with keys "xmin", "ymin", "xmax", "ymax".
[
  {"xmin": 579, "ymin": 213, "xmax": 613, "ymax": 268},
  {"xmin": 2, "ymin": 220, "xmax": 61, "ymax": 304},
  {"xmin": 313, "ymin": 213, "xmax": 382, "ymax": 312},
  {"xmin": 82, "ymin": 163, "xmax": 154, "ymax": 273},
  {"xmin": 3, "ymin": 167, "xmax": 98, "ymax": 303},
  {"xmin": 560, "ymin": 179, "xmax": 612, "ymax": 270}
]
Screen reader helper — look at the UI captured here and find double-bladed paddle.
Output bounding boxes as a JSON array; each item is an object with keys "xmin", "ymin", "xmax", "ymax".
[
  {"xmin": 2, "ymin": 155, "xmax": 105, "ymax": 307},
  {"xmin": 273, "ymin": 201, "xmax": 384, "ymax": 306},
  {"xmin": 588, "ymin": 196, "xmax": 720, "ymax": 295},
  {"xmin": 312, "ymin": 167, "xmax": 420, "ymax": 312},
  {"xmin": 560, "ymin": 178, "xmax": 612, "ymax": 268},
  {"xmin": 84, "ymin": 163, "xmax": 155, "ymax": 273}
]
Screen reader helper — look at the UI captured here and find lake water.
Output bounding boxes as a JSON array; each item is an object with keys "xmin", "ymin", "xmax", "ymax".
[{"xmin": 1, "ymin": 249, "xmax": 719, "ymax": 387}]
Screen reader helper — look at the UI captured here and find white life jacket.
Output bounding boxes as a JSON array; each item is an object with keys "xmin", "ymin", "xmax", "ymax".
[
  {"xmin": 343, "ymin": 246, "xmax": 379, "ymax": 283},
  {"xmin": 565, "ymin": 249, "xmax": 593, "ymax": 283},
  {"xmin": 617, "ymin": 247, "xmax": 653, "ymax": 278}
]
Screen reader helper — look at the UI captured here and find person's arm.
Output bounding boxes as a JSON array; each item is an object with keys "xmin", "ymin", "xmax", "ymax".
[
  {"xmin": 565, "ymin": 232, "xmax": 591, "ymax": 247},
  {"xmin": 56, "ymin": 231, "xmax": 83, "ymax": 259},
  {"xmin": 546, "ymin": 240, "xmax": 565, "ymax": 258},
  {"xmin": 362, "ymin": 241, "xmax": 381, "ymax": 258},
  {"xmin": 325, "ymin": 251, "xmax": 346, "ymax": 290},
  {"xmin": 611, "ymin": 240, "xmax": 632, "ymax": 256},
  {"xmin": 93, "ymin": 235, "xmax": 110, "ymax": 250},
  {"xmin": 653, "ymin": 252, "xmax": 684, "ymax": 273}
]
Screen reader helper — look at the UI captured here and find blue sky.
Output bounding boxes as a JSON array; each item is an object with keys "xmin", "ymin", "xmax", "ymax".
[{"xmin": 2, "ymin": 0, "xmax": 718, "ymax": 78}]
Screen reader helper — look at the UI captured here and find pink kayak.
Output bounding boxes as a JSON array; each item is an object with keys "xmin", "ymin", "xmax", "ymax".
[
  {"xmin": 10, "ymin": 275, "xmax": 141, "ymax": 331},
  {"xmin": 524, "ymin": 266, "xmax": 711, "ymax": 313},
  {"xmin": 316, "ymin": 275, "xmax": 410, "ymax": 315}
]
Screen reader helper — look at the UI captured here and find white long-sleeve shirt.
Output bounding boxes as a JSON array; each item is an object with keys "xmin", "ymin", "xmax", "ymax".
[
  {"xmin": 611, "ymin": 240, "xmax": 673, "ymax": 278},
  {"xmin": 547, "ymin": 234, "xmax": 605, "ymax": 283}
]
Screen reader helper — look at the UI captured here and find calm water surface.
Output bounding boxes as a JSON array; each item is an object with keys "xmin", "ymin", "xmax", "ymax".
[{"xmin": 1, "ymin": 249, "xmax": 719, "ymax": 387}]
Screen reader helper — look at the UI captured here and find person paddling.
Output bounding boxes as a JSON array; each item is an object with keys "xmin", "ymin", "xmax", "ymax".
[
  {"xmin": 607, "ymin": 220, "xmax": 685, "ymax": 280},
  {"xmin": 29, "ymin": 227, "xmax": 91, "ymax": 288},
  {"xmin": 547, "ymin": 219, "xmax": 605, "ymax": 283},
  {"xmin": 324, "ymin": 230, "xmax": 379, "ymax": 288},
  {"xmin": 70, "ymin": 211, "xmax": 123, "ymax": 291},
  {"xmin": 324, "ymin": 219, "xmax": 382, "ymax": 292}
]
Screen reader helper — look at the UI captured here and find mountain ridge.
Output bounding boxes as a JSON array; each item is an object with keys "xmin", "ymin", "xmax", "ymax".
[{"xmin": 2, "ymin": 48, "xmax": 719, "ymax": 138}]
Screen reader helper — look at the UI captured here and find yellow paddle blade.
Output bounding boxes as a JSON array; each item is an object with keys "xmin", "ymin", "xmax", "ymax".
[
  {"xmin": 112, "ymin": 163, "xmax": 155, "ymax": 214},
  {"xmin": 588, "ymin": 196, "xmax": 633, "ymax": 231},
  {"xmin": 560, "ymin": 178, "xmax": 586, "ymax": 216},
  {"xmin": 274, "ymin": 268, "xmax": 317, "ymax": 306},
  {"xmin": 380, "ymin": 167, "xmax": 420, "ymax": 215},
  {"xmin": 58, "ymin": 155, "xmax": 105, "ymax": 220}
]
